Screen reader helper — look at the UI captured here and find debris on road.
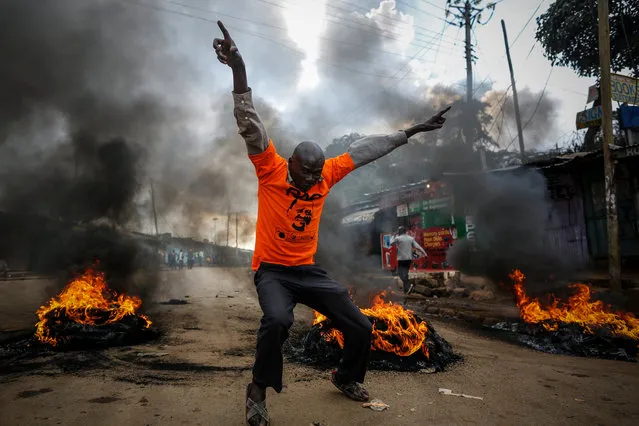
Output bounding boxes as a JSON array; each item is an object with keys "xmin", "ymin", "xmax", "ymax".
[
  {"xmin": 159, "ymin": 299, "xmax": 189, "ymax": 305},
  {"xmin": 136, "ymin": 352, "xmax": 169, "ymax": 358},
  {"xmin": 438, "ymin": 388, "xmax": 483, "ymax": 400},
  {"xmin": 362, "ymin": 399, "xmax": 390, "ymax": 411}
]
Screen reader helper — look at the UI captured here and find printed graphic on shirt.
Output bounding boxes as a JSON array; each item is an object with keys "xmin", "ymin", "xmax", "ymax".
[
  {"xmin": 275, "ymin": 226, "xmax": 317, "ymax": 243},
  {"xmin": 285, "ymin": 187, "xmax": 324, "ymax": 233},
  {"xmin": 248, "ymin": 140, "xmax": 356, "ymax": 269}
]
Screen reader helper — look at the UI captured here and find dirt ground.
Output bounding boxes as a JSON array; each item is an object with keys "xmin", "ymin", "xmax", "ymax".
[{"xmin": 1, "ymin": 267, "xmax": 638, "ymax": 426}]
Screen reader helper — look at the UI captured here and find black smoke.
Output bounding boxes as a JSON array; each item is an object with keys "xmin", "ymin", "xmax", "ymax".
[
  {"xmin": 0, "ymin": 0, "xmax": 190, "ymax": 294},
  {"xmin": 446, "ymin": 168, "xmax": 574, "ymax": 288}
]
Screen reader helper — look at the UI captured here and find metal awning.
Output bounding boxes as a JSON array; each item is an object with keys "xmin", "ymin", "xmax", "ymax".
[{"xmin": 341, "ymin": 207, "xmax": 380, "ymax": 225}]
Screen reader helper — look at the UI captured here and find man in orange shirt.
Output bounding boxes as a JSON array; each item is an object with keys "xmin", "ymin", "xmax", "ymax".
[{"xmin": 214, "ymin": 21, "xmax": 449, "ymax": 426}]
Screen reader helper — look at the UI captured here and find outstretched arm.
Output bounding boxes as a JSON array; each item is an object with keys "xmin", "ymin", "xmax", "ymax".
[
  {"xmin": 347, "ymin": 106, "xmax": 451, "ymax": 168},
  {"xmin": 412, "ymin": 239, "xmax": 428, "ymax": 258},
  {"xmin": 213, "ymin": 21, "xmax": 268, "ymax": 155}
]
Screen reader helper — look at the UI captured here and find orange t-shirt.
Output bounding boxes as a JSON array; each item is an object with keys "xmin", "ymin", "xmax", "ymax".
[{"xmin": 248, "ymin": 140, "xmax": 355, "ymax": 270}]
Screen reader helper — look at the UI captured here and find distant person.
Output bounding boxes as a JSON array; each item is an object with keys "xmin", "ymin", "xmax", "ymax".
[
  {"xmin": 178, "ymin": 250, "xmax": 184, "ymax": 270},
  {"xmin": 214, "ymin": 20, "xmax": 449, "ymax": 426},
  {"xmin": 170, "ymin": 250, "xmax": 177, "ymax": 270},
  {"xmin": 390, "ymin": 226, "xmax": 427, "ymax": 294},
  {"xmin": 188, "ymin": 251, "xmax": 195, "ymax": 269}
]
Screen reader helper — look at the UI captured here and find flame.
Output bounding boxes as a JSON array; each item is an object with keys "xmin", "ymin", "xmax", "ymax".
[
  {"xmin": 511, "ymin": 269, "xmax": 639, "ymax": 340},
  {"xmin": 313, "ymin": 291, "xmax": 429, "ymax": 358},
  {"xmin": 35, "ymin": 267, "xmax": 152, "ymax": 346}
]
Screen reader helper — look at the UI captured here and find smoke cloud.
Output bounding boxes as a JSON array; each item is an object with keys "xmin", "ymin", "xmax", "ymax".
[
  {"xmin": 0, "ymin": 0, "xmax": 563, "ymax": 296},
  {"xmin": 0, "ymin": 0, "xmax": 217, "ymax": 294},
  {"xmin": 446, "ymin": 169, "xmax": 574, "ymax": 287},
  {"xmin": 482, "ymin": 87, "xmax": 560, "ymax": 150}
]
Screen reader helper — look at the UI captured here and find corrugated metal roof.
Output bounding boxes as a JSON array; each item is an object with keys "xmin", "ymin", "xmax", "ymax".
[{"xmin": 341, "ymin": 207, "xmax": 380, "ymax": 225}]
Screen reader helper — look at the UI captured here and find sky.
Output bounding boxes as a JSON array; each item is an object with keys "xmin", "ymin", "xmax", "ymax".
[
  {"xmin": 175, "ymin": 0, "xmax": 594, "ymax": 245},
  {"xmin": 194, "ymin": 0, "xmax": 593, "ymax": 147},
  {"xmin": 0, "ymin": 0, "xmax": 598, "ymax": 250}
]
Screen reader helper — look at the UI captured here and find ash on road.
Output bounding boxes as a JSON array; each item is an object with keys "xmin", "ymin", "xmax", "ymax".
[{"xmin": 1, "ymin": 267, "xmax": 638, "ymax": 426}]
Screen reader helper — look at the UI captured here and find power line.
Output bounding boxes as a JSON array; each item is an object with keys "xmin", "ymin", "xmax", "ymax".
[
  {"xmin": 509, "ymin": 0, "xmax": 545, "ymax": 48},
  {"xmin": 329, "ymin": 0, "xmax": 456, "ymax": 41},
  {"xmin": 469, "ymin": 0, "xmax": 546, "ymax": 99},
  {"xmin": 417, "ymin": 0, "xmax": 448, "ymax": 13},
  {"xmin": 121, "ymin": 0, "xmax": 303, "ymax": 52},
  {"xmin": 320, "ymin": 14, "xmax": 458, "ymax": 49},
  {"xmin": 504, "ymin": 65, "xmax": 553, "ymax": 151},
  {"xmin": 547, "ymin": 85, "xmax": 585, "ymax": 97},
  {"xmin": 521, "ymin": 66, "xmax": 553, "ymax": 130},
  {"xmin": 395, "ymin": 0, "xmax": 448, "ymax": 21},
  {"xmin": 121, "ymin": 0, "xmax": 455, "ymax": 81},
  {"xmin": 255, "ymin": 0, "xmax": 460, "ymax": 49},
  {"xmin": 486, "ymin": 84, "xmax": 512, "ymax": 134},
  {"xmin": 164, "ymin": 0, "xmax": 458, "ymax": 65},
  {"xmin": 494, "ymin": 101, "xmax": 507, "ymax": 147},
  {"xmin": 319, "ymin": 21, "xmax": 451, "ymax": 139},
  {"xmin": 524, "ymin": 41, "xmax": 537, "ymax": 61}
]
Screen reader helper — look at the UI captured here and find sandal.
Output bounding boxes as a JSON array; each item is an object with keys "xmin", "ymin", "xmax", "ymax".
[
  {"xmin": 246, "ymin": 384, "xmax": 270, "ymax": 426},
  {"xmin": 331, "ymin": 370, "xmax": 370, "ymax": 402}
]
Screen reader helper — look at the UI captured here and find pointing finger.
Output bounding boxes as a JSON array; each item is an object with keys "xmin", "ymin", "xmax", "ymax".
[
  {"xmin": 217, "ymin": 20, "xmax": 231, "ymax": 40},
  {"xmin": 436, "ymin": 106, "xmax": 452, "ymax": 117}
]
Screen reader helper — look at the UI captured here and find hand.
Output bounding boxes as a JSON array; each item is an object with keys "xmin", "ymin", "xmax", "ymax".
[
  {"xmin": 213, "ymin": 21, "xmax": 242, "ymax": 67},
  {"xmin": 403, "ymin": 106, "xmax": 451, "ymax": 138},
  {"xmin": 419, "ymin": 106, "xmax": 451, "ymax": 131}
]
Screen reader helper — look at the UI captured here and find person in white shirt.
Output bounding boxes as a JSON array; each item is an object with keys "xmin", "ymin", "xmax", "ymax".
[{"xmin": 390, "ymin": 226, "xmax": 427, "ymax": 294}]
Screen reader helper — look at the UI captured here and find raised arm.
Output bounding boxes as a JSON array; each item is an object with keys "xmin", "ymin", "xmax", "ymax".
[
  {"xmin": 213, "ymin": 21, "xmax": 268, "ymax": 155},
  {"xmin": 347, "ymin": 106, "xmax": 451, "ymax": 168}
]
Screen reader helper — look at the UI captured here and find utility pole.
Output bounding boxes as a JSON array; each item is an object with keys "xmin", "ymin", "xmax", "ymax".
[
  {"xmin": 464, "ymin": 1, "xmax": 473, "ymax": 109},
  {"xmin": 150, "ymin": 181, "xmax": 159, "ymax": 236},
  {"xmin": 446, "ymin": 0, "xmax": 497, "ymax": 148},
  {"xmin": 226, "ymin": 211, "xmax": 230, "ymax": 247},
  {"xmin": 501, "ymin": 19, "xmax": 526, "ymax": 161},
  {"xmin": 597, "ymin": 0, "xmax": 621, "ymax": 291},
  {"xmin": 235, "ymin": 213, "xmax": 239, "ymax": 249}
]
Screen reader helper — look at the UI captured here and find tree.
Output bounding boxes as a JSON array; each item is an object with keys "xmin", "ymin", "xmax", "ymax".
[{"xmin": 536, "ymin": 0, "xmax": 639, "ymax": 78}]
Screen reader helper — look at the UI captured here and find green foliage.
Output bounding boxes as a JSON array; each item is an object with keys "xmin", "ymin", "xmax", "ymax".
[{"xmin": 535, "ymin": 0, "xmax": 639, "ymax": 77}]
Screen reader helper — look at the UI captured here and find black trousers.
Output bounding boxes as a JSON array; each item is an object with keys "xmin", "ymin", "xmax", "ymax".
[
  {"xmin": 397, "ymin": 260, "xmax": 412, "ymax": 293},
  {"xmin": 252, "ymin": 263, "xmax": 372, "ymax": 393}
]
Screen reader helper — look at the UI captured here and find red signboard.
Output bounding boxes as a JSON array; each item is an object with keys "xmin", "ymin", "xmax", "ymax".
[
  {"xmin": 420, "ymin": 226, "xmax": 456, "ymax": 269},
  {"xmin": 381, "ymin": 226, "xmax": 456, "ymax": 272}
]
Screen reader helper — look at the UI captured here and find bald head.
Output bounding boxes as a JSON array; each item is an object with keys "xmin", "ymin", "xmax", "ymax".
[
  {"xmin": 288, "ymin": 141, "xmax": 325, "ymax": 192},
  {"xmin": 292, "ymin": 141, "xmax": 324, "ymax": 163}
]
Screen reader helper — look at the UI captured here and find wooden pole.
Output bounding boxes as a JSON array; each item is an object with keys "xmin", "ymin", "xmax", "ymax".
[
  {"xmin": 597, "ymin": 0, "xmax": 621, "ymax": 291},
  {"xmin": 501, "ymin": 19, "xmax": 525, "ymax": 161}
]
